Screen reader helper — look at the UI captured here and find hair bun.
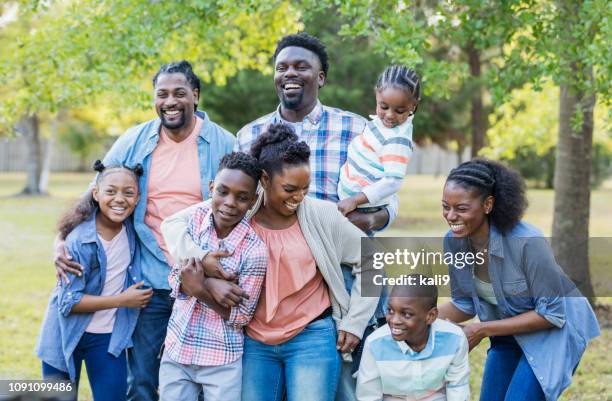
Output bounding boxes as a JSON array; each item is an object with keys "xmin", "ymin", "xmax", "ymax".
[
  {"xmin": 92, "ymin": 160, "xmax": 105, "ymax": 172},
  {"xmin": 132, "ymin": 163, "xmax": 144, "ymax": 177}
]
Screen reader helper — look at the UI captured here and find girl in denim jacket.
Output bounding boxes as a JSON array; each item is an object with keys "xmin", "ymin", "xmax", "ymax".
[{"xmin": 36, "ymin": 161, "xmax": 152, "ymax": 401}]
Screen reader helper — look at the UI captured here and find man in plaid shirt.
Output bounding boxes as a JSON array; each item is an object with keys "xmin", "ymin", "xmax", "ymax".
[
  {"xmin": 159, "ymin": 153, "xmax": 267, "ymax": 401},
  {"xmin": 236, "ymin": 32, "xmax": 398, "ymax": 401}
]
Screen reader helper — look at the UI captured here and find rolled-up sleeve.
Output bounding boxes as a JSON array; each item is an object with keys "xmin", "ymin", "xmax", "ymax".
[
  {"xmin": 522, "ymin": 238, "xmax": 567, "ymax": 328},
  {"xmin": 168, "ymin": 264, "xmax": 189, "ymax": 301},
  {"xmin": 57, "ymin": 250, "xmax": 86, "ymax": 317}
]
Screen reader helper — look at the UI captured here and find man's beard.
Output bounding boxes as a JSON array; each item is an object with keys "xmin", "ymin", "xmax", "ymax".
[
  {"xmin": 160, "ymin": 112, "xmax": 186, "ymax": 130},
  {"xmin": 280, "ymin": 91, "xmax": 304, "ymax": 110}
]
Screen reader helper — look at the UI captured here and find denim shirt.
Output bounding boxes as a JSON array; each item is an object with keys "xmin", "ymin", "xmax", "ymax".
[
  {"xmin": 101, "ymin": 112, "xmax": 235, "ymax": 289},
  {"xmin": 36, "ymin": 211, "xmax": 142, "ymax": 380},
  {"xmin": 444, "ymin": 221, "xmax": 600, "ymax": 401}
]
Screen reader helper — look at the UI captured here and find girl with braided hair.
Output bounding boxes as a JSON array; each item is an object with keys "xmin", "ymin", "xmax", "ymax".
[
  {"xmin": 37, "ymin": 161, "xmax": 152, "ymax": 401},
  {"xmin": 338, "ymin": 64, "xmax": 420, "ymax": 218},
  {"xmin": 438, "ymin": 158, "xmax": 599, "ymax": 401}
]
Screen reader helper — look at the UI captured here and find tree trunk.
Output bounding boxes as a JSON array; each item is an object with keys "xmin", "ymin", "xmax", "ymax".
[
  {"xmin": 16, "ymin": 114, "xmax": 47, "ymax": 195},
  {"xmin": 467, "ymin": 44, "xmax": 486, "ymax": 159},
  {"xmin": 551, "ymin": 64, "xmax": 595, "ymax": 301}
]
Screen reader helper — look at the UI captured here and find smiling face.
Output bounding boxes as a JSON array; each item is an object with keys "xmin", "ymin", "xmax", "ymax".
[
  {"xmin": 375, "ymin": 87, "xmax": 417, "ymax": 128},
  {"xmin": 209, "ymin": 168, "xmax": 258, "ymax": 239},
  {"xmin": 154, "ymin": 72, "xmax": 199, "ymax": 131},
  {"xmin": 261, "ymin": 163, "xmax": 311, "ymax": 217},
  {"xmin": 274, "ymin": 46, "xmax": 325, "ymax": 117},
  {"xmin": 386, "ymin": 295, "xmax": 437, "ymax": 347},
  {"xmin": 442, "ymin": 181, "xmax": 493, "ymax": 240},
  {"xmin": 93, "ymin": 170, "xmax": 139, "ymax": 226}
]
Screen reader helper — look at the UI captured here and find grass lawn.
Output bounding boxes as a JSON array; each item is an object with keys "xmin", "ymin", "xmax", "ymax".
[{"xmin": 0, "ymin": 172, "xmax": 610, "ymax": 401}]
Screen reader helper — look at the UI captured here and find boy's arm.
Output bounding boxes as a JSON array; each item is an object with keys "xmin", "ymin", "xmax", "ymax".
[
  {"xmin": 161, "ymin": 203, "xmax": 209, "ymax": 263},
  {"xmin": 444, "ymin": 333, "xmax": 470, "ymax": 401},
  {"xmin": 225, "ymin": 243, "xmax": 267, "ymax": 327},
  {"xmin": 356, "ymin": 339, "xmax": 383, "ymax": 401}
]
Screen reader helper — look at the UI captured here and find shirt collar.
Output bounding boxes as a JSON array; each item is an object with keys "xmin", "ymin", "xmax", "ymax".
[
  {"xmin": 201, "ymin": 207, "xmax": 251, "ymax": 254},
  {"xmin": 146, "ymin": 112, "xmax": 209, "ymax": 142},
  {"xmin": 75, "ymin": 209, "xmax": 99, "ymax": 244},
  {"xmin": 488, "ymin": 223, "xmax": 504, "ymax": 258},
  {"xmin": 396, "ymin": 324, "xmax": 436, "ymax": 359},
  {"xmin": 273, "ymin": 100, "xmax": 323, "ymax": 125}
]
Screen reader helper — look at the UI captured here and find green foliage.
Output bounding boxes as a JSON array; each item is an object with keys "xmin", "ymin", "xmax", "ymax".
[
  {"xmin": 0, "ymin": 0, "xmax": 301, "ymax": 130},
  {"xmin": 482, "ymin": 83, "xmax": 612, "ymax": 188}
]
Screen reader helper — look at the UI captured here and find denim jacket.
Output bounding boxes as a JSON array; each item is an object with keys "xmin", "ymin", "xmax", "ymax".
[
  {"xmin": 100, "ymin": 112, "xmax": 235, "ymax": 289},
  {"xmin": 36, "ymin": 211, "xmax": 142, "ymax": 380},
  {"xmin": 444, "ymin": 221, "xmax": 600, "ymax": 401}
]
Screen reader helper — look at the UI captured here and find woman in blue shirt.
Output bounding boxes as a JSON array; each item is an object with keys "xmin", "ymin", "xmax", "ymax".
[
  {"xmin": 36, "ymin": 161, "xmax": 153, "ymax": 401},
  {"xmin": 438, "ymin": 158, "xmax": 599, "ymax": 401}
]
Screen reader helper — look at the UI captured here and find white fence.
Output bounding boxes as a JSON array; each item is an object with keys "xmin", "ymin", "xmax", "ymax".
[{"xmin": 0, "ymin": 136, "xmax": 470, "ymax": 175}]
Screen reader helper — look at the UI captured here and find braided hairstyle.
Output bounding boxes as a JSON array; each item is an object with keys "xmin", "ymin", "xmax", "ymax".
[
  {"xmin": 152, "ymin": 60, "xmax": 201, "ymax": 110},
  {"xmin": 376, "ymin": 65, "xmax": 421, "ymax": 108},
  {"xmin": 58, "ymin": 160, "xmax": 144, "ymax": 239},
  {"xmin": 218, "ymin": 152, "xmax": 262, "ymax": 187},
  {"xmin": 249, "ymin": 123, "xmax": 310, "ymax": 178},
  {"xmin": 445, "ymin": 158, "xmax": 527, "ymax": 233}
]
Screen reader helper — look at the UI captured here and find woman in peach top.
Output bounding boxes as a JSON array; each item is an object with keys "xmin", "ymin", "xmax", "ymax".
[{"xmin": 239, "ymin": 123, "xmax": 377, "ymax": 401}]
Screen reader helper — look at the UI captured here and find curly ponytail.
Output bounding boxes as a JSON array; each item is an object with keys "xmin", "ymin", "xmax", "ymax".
[
  {"xmin": 57, "ymin": 160, "xmax": 144, "ymax": 239},
  {"xmin": 250, "ymin": 123, "xmax": 310, "ymax": 177}
]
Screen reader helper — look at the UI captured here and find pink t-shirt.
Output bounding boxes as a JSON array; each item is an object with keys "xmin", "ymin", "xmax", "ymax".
[
  {"xmin": 144, "ymin": 117, "xmax": 203, "ymax": 266},
  {"xmin": 86, "ymin": 226, "xmax": 130, "ymax": 333},
  {"xmin": 246, "ymin": 219, "xmax": 331, "ymax": 345}
]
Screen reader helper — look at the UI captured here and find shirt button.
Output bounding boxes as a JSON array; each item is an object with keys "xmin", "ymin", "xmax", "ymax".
[
  {"xmin": 529, "ymin": 356, "xmax": 534, "ymax": 361},
  {"xmin": 539, "ymin": 376, "xmax": 544, "ymax": 381}
]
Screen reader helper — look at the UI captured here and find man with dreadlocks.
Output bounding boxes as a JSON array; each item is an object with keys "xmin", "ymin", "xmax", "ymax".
[{"xmin": 53, "ymin": 60, "xmax": 235, "ymax": 401}]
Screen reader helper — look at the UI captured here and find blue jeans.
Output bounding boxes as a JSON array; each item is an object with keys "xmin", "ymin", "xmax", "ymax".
[
  {"xmin": 242, "ymin": 316, "xmax": 342, "ymax": 401},
  {"xmin": 127, "ymin": 289, "xmax": 174, "ymax": 401},
  {"xmin": 42, "ymin": 332, "xmax": 127, "ymax": 401},
  {"xmin": 480, "ymin": 336, "xmax": 546, "ymax": 401}
]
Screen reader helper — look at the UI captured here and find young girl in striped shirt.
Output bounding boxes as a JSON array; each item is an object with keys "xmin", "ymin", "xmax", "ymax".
[{"xmin": 338, "ymin": 65, "xmax": 421, "ymax": 217}]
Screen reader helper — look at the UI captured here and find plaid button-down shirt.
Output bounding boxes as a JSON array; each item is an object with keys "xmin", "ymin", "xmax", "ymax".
[
  {"xmin": 236, "ymin": 101, "xmax": 367, "ymax": 202},
  {"xmin": 165, "ymin": 203, "xmax": 267, "ymax": 366}
]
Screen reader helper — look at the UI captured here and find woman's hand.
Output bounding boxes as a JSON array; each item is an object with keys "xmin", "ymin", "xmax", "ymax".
[
  {"xmin": 337, "ymin": 198, "xmax": 359, "ymax": 216},
  {"xmin": 201, "ymin": 251, "xmax": 236, "ymax": 281},
  {"xmin": 119, "ymin": 281, "xmax": 153, "ymax": 308},
  {"xmin": 462, "ymin": 322, "xmax": 487, "ymax": 351},
  {"xmin": 204, "ymin": 277, "xmax": 248, "ymax": 309},
  {"xmin": 337, "ymin": 330, "xmax": 360, "ymax": 353}
]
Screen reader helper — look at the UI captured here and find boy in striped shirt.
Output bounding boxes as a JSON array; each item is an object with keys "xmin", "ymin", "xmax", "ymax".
[
  {"xmin": 159, "ymin": 152, "xmax": 268, "ymax": 401},
  {"xmin": 338, "ymin": 65, "xmax": 420, "ymax": 217},
  {"xmin": 357, "ymin": 275, "xmax": 469, "ymax": 401}
]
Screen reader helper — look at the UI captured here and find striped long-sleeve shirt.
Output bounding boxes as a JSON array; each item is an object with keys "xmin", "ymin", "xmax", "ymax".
[
  {"xmin": 357, "ymin": 319, "xmax": 469, "ymax": 401},
  {"xmin": 165, "ymin": 203, "xmax": 267, "ymax": 366},
  {"xmin": 339, "ymin": 116, "xmax": 413, "ymax": 207}
]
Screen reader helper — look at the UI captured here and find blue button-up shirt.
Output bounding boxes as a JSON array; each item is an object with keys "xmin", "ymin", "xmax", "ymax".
[
  {"xmin": 444, "ymin": 221, "xmax": 600, "ymax": 401},
  {"xmin": 36, "ymin": 211, "xmax": 142, "ymax": 380},
  {"xmin": 101, "ymin": 112, "xmax": 235, "ymax": 289}
]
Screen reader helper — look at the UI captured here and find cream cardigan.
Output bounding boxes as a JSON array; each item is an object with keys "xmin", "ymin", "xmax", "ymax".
[{"xmin": 161, "ymin": 192, "xmax": 379, "ymax": 347}]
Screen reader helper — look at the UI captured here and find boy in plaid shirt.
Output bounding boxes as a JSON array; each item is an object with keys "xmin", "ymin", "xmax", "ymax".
[{"xmin": 159, "ymin": 152, "xmax": 267, "ymax": 401}]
